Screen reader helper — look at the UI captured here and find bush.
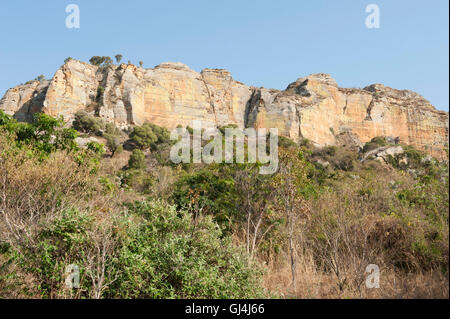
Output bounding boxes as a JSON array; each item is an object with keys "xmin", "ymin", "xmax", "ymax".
[
  {"xmin": 128, "ymin": 149, "xmax": 146, "ymax": 170},
  {"xmin": 333, "ymin": 149, "xmax": 356, "ymax": 171},
  {"xmin": 362, "ymin": 136, "xmax": 389, "ymax": 153},
  {"xmin": 129, "ymin": 123, "xmax": 171, "ymax": 150},
  {"xmin": 86, "ymin": 141, "xmax": 105, "ymax": 157},
  {"xmin": 311, "ymin": 145, "xmax": 357, "ymax": 171},
  {"xmin": 2, "ymin": 198, "xmax": 266, "ymax": 298},
  {"xmin": 0, "ymin": 112, "xmax": 78, "ymax": 156},
  {"xmin": 72, "ymin": 111, "xmax": 103, "ymax": 135},
  {"xmin": 107, "ymin": 200, "xmax": 266, "ymax": 298},
  {"xmin": 0, "ymin": 110, "xmax": 17, "ymax": 131},
  {"xmin": 278, "ymin": 136, "xmax": 298, "ymax": 150},
  {"xmin": 104, "ymin": 133, "xmax": 121, "ymax": 156},
  {"xmin": 172, "ymin": 169, "xmax": 239, "ymax": 226},
  {"xmin": 89, "ymin": 56, "xmax": 113, "ymax": 67},
  {"xmin": 119, "ymin": 169, "xmax": 154, "ymax": 193}
]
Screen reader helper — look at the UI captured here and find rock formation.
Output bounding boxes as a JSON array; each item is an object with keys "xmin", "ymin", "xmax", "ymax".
[{"xmin": 1, "ymin": 59, "xmax": 448, "ymax": 159}]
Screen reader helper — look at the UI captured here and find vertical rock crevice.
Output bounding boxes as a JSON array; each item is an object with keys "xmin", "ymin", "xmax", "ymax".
[{"xmin": 200, "ymin": 72, "xmax": 218, "ymax": 124}]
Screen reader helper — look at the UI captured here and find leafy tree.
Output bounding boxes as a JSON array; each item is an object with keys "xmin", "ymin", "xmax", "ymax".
[
  {"xmin": 0, "ymin": 110, "xmax": 17, "ymax": 132},
  {"xmin": 64, "ymin": 57, "xmax": 73, "ymax": 63},
  {"xmin": 115, "ymin": 54, "xmax": 123, "ymax": 64},
  {"xmin": 105, "ymin": 122, "xmax": 121, "ymax": 136},
  {"xmin": 104, "ymin": 133, "xmax": 121, "ymax": 156},
  {"xmin": 0, "ymin": 111, "xmax": 78, "ymax": 155},
  {"xmin": 172, "ymin": 168, "xmax": 239, "ymax": 227},
  {"xmin": 130, "ymin": 125, "xmax": 157, "ymax": 150},
  {"xmin": 72, "ymin": 111, "xmax": 103, "ymax": 135},
  {"xmin": 35, "ymin": 75, "xmax": 46, "ymax": 82},
  {"xmin": 234, "ymin": 164, "xmax": 276, "ymax": 257},
  {"xmin": 89, "ymin": 56, "xmax": 113, "ymax": 67},
  {"xmin": 86, "ymin": 141, "xmax": 105, "ymax": 157},
  {"xmin": 128, "ymin": 149, "xmax": 146, "ymax": 169},
  {"xmin": 139, "ymin": 61, "xmax": 144, "ymax": 67},
  {"xmin": 130, "ymin": 123, "xmax": 170, "ymax": 150}
]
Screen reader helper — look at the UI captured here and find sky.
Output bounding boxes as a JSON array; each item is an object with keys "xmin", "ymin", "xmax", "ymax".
[{"xmin": 0, "ymin": 0, "xmax": 448, "ymax": 111}]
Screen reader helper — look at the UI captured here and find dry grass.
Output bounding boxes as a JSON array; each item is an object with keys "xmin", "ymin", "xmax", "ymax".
[
  {"xmin": 264, "ymin": 254, "xmax": 449, "ymax": 299},
  {"xmin": 261, "ymin": 165, "xmax": 448, "ymax": 299}
]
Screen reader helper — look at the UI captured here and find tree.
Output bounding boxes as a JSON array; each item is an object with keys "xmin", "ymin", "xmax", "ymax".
[
  {"xmin": 89, "ymin": 56, "xmax": 113, "ymax": 67},
  {"xmin": 104, "ymin": 133, "xmax": 121, "ymax": 157},
  {"xmin": 235, "ymin": 164, "xmax": 275, "ymax": 258},
  {"xmin": 64, "ymin": 57, "xmax": 73, "ymax": 63},
  {"xmin": 272, "ymin": 148, "xmax": 311, "ymax": 293},
  {"xmin": 115, "ymin": 54, "xmax": 123, "ymax": 64},
  {"xmin": 129, "ymin": 123, "xmax": 170, "ymax": 150},
  {"xmin": 72, "ymin": 110, "xmax": 103, "ymax": 135},
  {"xmin": 139, "ymin": 61, "xmax": 144, "ymax": 67},
  {"xmin": 35, "ymin": 75, "xmax": 46, "ymax": 82},
  {"xmin": 128, "ymin": 149, "xmax": 146, "ymax": 170}
]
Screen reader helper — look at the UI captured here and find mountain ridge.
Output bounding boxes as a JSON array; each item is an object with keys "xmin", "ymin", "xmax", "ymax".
[{"xmin": 0, "ymin": 59, "xmax": 448, "ymax": 159}]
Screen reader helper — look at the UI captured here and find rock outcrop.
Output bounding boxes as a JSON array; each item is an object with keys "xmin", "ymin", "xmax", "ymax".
[
  {"xmin": 361, "ymin": 146, "xmax": 405, "ymax": 163},
  {"xmin": 1, "ymin": 59, "xmax": 448, "ymax": 159}
]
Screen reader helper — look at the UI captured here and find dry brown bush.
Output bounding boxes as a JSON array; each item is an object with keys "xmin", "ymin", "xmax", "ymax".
[
  {"xmin": 0, "ymin": 142, "xmax": 94, "ymax": 250},
  {"xmin": 262, "ymin": 165, "xmax": 448, "ymax": 299}
]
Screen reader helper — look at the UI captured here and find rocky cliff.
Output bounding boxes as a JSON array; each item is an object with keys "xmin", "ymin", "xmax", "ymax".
[{"xmin": 1, "ymin": 59, "xmax": 448, "ymax": 159}]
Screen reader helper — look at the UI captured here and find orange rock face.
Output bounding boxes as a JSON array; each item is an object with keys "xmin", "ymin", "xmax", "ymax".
[{"xmin": 1, "ymin": 60, "xmax": 448, "ymax": 159}]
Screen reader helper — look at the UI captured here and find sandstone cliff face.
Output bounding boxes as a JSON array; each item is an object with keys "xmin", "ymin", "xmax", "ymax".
[
  {"xmin": 0, "ymin": 79, "xmax": 50, "ymax": 122},
  {"xmin": 1, "ymin": 60, "xmax": 448, "ymax": 159},
  {"xmin": 247, "ymin": 74, "xmax": 449, "ymax": 159}
]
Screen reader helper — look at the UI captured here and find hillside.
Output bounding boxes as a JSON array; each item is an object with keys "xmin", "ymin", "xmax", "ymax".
[{"xmin": 0, "ymin": 108, "xmax": 448, "ymax": 298}]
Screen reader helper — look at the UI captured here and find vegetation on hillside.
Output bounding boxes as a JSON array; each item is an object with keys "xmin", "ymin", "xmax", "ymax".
[{"xmin": 0, "ymin": 110, "xmax": 448, "ymax": 298}]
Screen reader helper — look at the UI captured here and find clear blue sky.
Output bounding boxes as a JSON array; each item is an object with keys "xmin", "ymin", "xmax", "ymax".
[{"xmin": 0, "ymin": 0, "xmax": 448, "ymax": 111}]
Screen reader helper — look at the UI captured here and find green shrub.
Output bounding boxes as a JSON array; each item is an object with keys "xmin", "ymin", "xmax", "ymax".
[
  {"xmin": 11, "ymin": 209, "xmax": 95, "ymax": 298},
  {"xmin": 89, "ymin": 56, "xmax": 113, "ymax": 67},
  {"xmin": 362, "ymin": 136, "xmax": 389, "ymax": 153},
  {"xmin": 104, "ymin": 133, "xmax": 121, "ymax": 156},
  {"xmin": 72, "ymin": 111, "xmax": 104, "ymax": 135},
  {"xmin": 171, "ymin": 169, "xmax": 239, "ymax": 226},
  {"xmin": 119, "ymin": 169, "xmax": 154, "ymax": 192},
  {"xmin": 130, "ymin": 123, "xmax": 170, "ymax": 150},
  {"xmin": 0, "ymin": 112, "xmax": 78, "ymax": 156},
  {"xmin": 86, "ymin": 141, "xmax": 105, "ymax": 157},
  {"xmin": 107, "ymin": 200, "xmax": 266, "ymax": 298},
  {"xmin": 0, "ymin": 110, "xmax": 18, "ymax": 132},
  {"xmin": 278, "ymin": 136, "xmax": 298, "ymax": 149},
  {"xmin": 128, "ymin": 149, "xmax": 146, "ymax": 169}
]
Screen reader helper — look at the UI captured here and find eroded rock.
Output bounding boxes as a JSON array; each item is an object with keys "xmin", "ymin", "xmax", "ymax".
[{"xmin": 1, "ymin": 59, "xmax": 448, "ymax": 160}]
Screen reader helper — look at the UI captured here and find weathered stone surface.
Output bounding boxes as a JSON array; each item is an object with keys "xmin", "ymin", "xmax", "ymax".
[
  {"xmin": 0, "ymin": 79, "xmax": 49, "ymax": 122},
  {"xmin": 335, "ymin": 131, "xmax": 364, "ymax": 151},
  {"xmin": 1, "ymin": 59, "xmax": 448, "ymax": 159},
  {"xmin": 74, "ymin": 136, "xmax": 103, "ymax": 148},
  {"xmin": 247, "ymin": 74, "xmax": 448, "ymax": 159},
  {"xmin": 43, "ymin": 60, "xmax": 99, "ymax": 120},
  {"xmin": 361, "ymin": 146, "xmax": 404, "ymax": 163}
]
